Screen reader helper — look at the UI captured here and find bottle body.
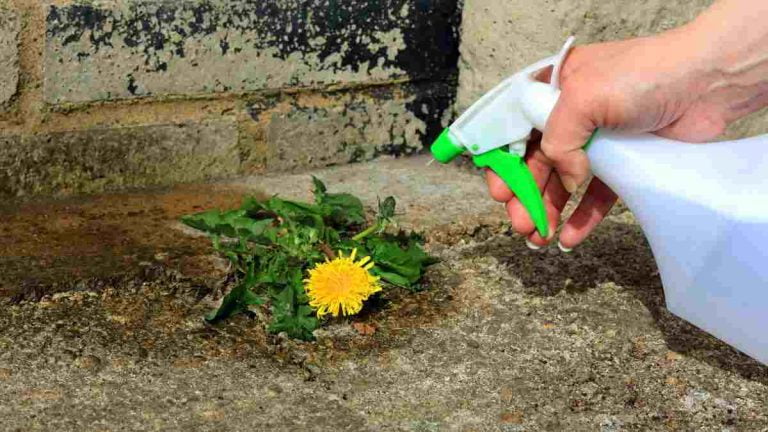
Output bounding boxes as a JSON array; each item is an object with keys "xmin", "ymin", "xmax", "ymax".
[{"xmin": 587, "ymin": 131, "xmax": 768, "ymax": 364}]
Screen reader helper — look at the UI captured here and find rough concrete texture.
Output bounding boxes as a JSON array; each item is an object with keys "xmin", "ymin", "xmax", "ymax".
[
  {"xmin": 256, "ymin": 82, "xmax": 455, "ymax": 171},
  {"xmin": 0, "ymin": 156, "xmax": 506, "ymax": 299},
  {"xmin": 1, "ymin": 156, "xmax": 766, "ymax": 430},
  {"xmin": 236, "ymin": 155, "xmax": 507, "ymax": 232},
  {"xmin": 456, "ymin": 0, "xmax": 768, "ymax": 138},
  {"xmin": 0, "ymin": 3, "xmax": 19, "ymax": 108},
  {"xmin": 0, "ymin": 121, "xmax": 239, "ymax": 197},
  {"xmin": 44, "ymin": 0, "xmax": 460, "ymax": 104},
  {"xmin": 0, "ymin": 183, "xmax": 256, "ymax": 299},
  {"xmin": 0, "ymin": 79, "xmax": 455, "ymax": 197}
]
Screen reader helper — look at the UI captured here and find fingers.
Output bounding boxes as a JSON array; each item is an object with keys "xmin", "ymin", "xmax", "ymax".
[
  {"xmin": 485, "ymin": 146, "xmax": 552, "ymax": 203},
  {"xmin": 540, "ymin": 91, "xmax": 596, "ymax": 194},
  {"xmin": 485, "ymin": 169, "xmax": 515, "ymax": 202},
  {"xmin": 505, "ymin": 171, "xmax": 569, "ymax": 244},
  {"xmin": 558, "ymin": 178, "xmax": 618, "ymax": 250},
  {"xmin": 521, "ymin": 173, "xmax": 571, "ymax": 248}
]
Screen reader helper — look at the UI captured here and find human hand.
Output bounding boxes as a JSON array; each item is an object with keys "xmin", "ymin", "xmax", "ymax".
[{"xmin": 489, "ymin": 3, "xmax": 768, "ymax": 250}]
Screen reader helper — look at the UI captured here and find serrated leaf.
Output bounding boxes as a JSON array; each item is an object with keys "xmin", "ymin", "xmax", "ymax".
[
  {"xmin": 320, "ymin": 193, "xmax": 365, "ymax": 226},
  {"xmin": 310, "ymin": 177, "xmax": 365, "ymax": 226},
  {"xmin": 181, "ymin": 209, "xmax": 274, "ymax": 241},
  {"xmin": 367, "ymin": 236, "xmax": 433, "ymax": 285},
  {"xmin": 312, "ymin": 176, "xmax": 328, "ymax": 198},
  {"xmin": 377, "ymin": 196, "xmax": 396, "ymax": 221},
  {"xmin": 268, "ymin": 286, "xmax": 318, "ymax": 340},
  {"xmin": 205, "ymin": 267, "xmax": 264, "ymax": 323},
  {"xmin": 374, "ymin": 270, "xmax": 412, "ymax": 288}
]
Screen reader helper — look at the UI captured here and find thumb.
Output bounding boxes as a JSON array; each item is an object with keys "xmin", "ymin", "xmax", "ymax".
[{"xmin": 540, "ymin": 95, "xmax": 596, "ymax": 194}]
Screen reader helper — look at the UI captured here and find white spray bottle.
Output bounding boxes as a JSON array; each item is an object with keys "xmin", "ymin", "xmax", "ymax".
[{"xmin": 431, "ymin": 37, "xmax": 768, "ymax": 365}]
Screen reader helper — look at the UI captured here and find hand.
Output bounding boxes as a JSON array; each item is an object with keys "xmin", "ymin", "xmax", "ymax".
[{"xmin": 488, "ymin": 2, "xmax": 768, "ymax": 250}]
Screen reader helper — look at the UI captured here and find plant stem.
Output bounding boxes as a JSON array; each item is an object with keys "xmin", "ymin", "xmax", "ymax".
[
  {"xmin": 352, "ymin": 222, "xmax": 381, "ymax": 242},
  {"xmin": 319, "ymin": 243, "xmax": 336, "ymax": 259}
]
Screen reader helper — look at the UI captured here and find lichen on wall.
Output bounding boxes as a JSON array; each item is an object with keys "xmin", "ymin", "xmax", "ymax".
[
  {"xmin": 0, "ymin": 3, "xmax": 19, "ymax": 108},
  {"xmin": 255, "ymin": 82, "xmax": 455, "ymax": 171},
  {"xmin": 44, "ymin": 0, "xmax": 461, "ymax": 104}
]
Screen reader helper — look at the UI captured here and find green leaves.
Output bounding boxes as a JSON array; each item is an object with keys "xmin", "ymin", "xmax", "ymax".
[
  {"xmin": 269, "ymin": 282, "xmax": 318, "ymax": 340},
  {"xmin": 366, "ymin": 235, "xmax": 436, "ymax": 289},
  {"xmin": 377, "ymin": 196, "xmax": 396, "ymax": 221},
  {"xmin": 312, "ymin": 176, "xmax": 365, "ymax": 227},
  {"xmin": 181, "ymin": 209, "xmax": 274, "ymax": 241},
  {"xmin": 205, "ymin": 264, "xmax": 265, "ymax": 323},
  {"xmin": 182, "ymin": 177, "xmax": 435, "ymax": 340}
]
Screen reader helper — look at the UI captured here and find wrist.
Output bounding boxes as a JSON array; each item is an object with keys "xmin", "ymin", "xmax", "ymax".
[
  {"xmin": 643, "ymin": 24, "xmax": 720, "ymax": 99},
  {"xmin": 681, "ymin": 0, "xmax": 768, "ymax": 121}
]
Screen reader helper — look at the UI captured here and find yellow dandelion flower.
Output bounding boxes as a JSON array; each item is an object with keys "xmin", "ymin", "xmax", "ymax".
[{"xmin": 304, "ymin": 249, "xmax": 382, "ymax": 318}]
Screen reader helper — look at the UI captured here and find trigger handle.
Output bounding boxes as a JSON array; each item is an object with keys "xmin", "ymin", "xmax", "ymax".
[{"xmin": 473, "ymin": 149, "xmax": 549, "ymax": 238}]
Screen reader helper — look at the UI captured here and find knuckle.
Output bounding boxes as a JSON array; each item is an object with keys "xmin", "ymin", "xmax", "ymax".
[
  {"xmin": 506, "ymin": 202, "xmax": 535, "ymax": 235},
  {"xmin": 540, "ymin": 138, "xmax": 567, "ymax": 160},
  {"xmin": 488, "ymin": 186, "xmax": 511, "ymax": 203}
]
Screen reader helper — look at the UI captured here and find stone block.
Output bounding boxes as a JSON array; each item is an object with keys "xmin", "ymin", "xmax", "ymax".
[
  {"xmin": 457, "ymin": 0, "xmax": 768, "ymax": 137},
  {"xmin": 251, "ymin": 82, "xmax": 455, "ymax": 171},
  {"xmin": 457, "ymin": 0, "xmax": 713, "ymax": 110},
  {"xmin": 44, "ymin": 0, "xmax": 461, "ymax": 104},
  {"xmin": 0, "ymin": 121, "xmax": 239, "ymax": 197},
  {"xmin": 0, "ymin": 4, "xmax": 19, "ymax": 109}
]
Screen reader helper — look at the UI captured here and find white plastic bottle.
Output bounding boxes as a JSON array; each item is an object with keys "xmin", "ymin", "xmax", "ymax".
[
  {"xmin": 431, "ymin": 38, "xmax": 768, "ymax": 365},
  {"xmin": 588, "ymin": 130, "xmax": 768, "ymax": 365}
]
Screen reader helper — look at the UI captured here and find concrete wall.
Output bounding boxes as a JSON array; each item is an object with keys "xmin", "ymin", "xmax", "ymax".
[
  {"xmin": 6, "ymin": 0, "xmax": 766, "ymax": 198},
  {"xmin": 0, "ymin": 0, "xmax": 461, "ymax": 197},
  {"xmin": 456, "ymin": 0, "xmax": 768, "ymax": 139}
]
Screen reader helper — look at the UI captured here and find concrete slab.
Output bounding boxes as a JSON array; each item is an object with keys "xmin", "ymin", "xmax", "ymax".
[
  {"xmin": 0, "ymin": 155, "xmax": 504, "ymax": 299},
  {"xmin": 1, "ymin": 155, "xmax": 766, "ymax": 430}
]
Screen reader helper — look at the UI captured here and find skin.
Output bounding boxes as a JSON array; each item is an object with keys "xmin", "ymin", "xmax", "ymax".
[{"xmin": 487, "ymin": 0, "xmax": 768, "ymax": 250}]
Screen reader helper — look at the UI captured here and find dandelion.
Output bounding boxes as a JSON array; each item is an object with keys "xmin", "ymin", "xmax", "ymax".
[{"xmin": 304, "ymin": 249, "xmax": 382, "ymax": 318}]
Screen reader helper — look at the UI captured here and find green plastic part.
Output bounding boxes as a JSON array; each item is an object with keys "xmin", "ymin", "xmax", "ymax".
[
  {"xmin": 583, "ymin": 129, "xmax": 600, "ymax": 151},
  {"xmin": 473, "ymin": 148, "xmax": 549, "ymax": 238},
  {"xmin": 431, "ymin": 129, "xmax": 465, "ymax": 163},
  {"xmin": 429, "ymin": 127, "xmax": 603, "ymax": 240}
]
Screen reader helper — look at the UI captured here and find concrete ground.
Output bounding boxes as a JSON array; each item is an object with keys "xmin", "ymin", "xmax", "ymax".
[{"xmin": 1, "ymin": 156, "xmax": 766, "ymax": 431}]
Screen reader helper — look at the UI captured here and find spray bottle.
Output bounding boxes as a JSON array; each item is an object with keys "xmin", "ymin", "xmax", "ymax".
[{"xmin": 431, "ymin": 37, "xmax": 768, "ymax": 366}]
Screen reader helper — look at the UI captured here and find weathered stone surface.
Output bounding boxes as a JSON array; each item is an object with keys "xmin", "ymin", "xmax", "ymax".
[
  {"xmin": 1, "ymin": 156, "xmax": 766, "ymax": 430},
  {"xmin": 254, "ymin": 82, "xmax": 454, "ymax": 171},
  {"xmin": 457, "ymin": 0, "xmax": 768, "ymax": 137},
  {"xmin": 1, "ymin": 79, "xmax": 455, "ymax": 197},
  {"xmin": 44, "ymin": 0, "xmax": 461, "ymax": 104},
  {"xmin": 0, "ymin": 121, "xmax": 238, "ymax": 197},
  {"xmin": 0, "ymin": 155, "xmax": 504, "ymax": 297},
  {"xmin": 457, "ymin": 0, "xmax": 712, "ymax": 111},
  {"xmin": 236, "ymin": 155, "xmax": 506, "ymax": 231},
  {"xmin": 0, "ymin": 4, "xmax": 19, "ymax": 108}
]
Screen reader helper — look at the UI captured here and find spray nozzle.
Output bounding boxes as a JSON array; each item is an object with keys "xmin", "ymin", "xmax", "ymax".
[
  {"xmin": 430, "ymin": 37, "xmax": 576, "ymax": 238},
  {"xmin": 432, "ymin": 129, "xmax": 464, "ymax": 163}
]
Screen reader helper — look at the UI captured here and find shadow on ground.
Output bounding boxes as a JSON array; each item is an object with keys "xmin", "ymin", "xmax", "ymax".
[{"xmin": 470, "ymin": 219, "xmax": 768, "ymax": 386}]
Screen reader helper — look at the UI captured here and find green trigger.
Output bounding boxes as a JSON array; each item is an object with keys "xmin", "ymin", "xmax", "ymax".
[
  {"xmin": 473, "ymin": 148, "xmax": 549, "ymax": 238},
  {"xmin": 430, "ymin": 128, "xmax": 549, "ymax": 239}
]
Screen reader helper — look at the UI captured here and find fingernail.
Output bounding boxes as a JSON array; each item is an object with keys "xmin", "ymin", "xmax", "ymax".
[
  {"xmin": 558, "ymin": 241, "xmax": 573, "ymax": 253},
  {"xmin": 562, "ymin": 176, "xmax": 578, "ymax": 194},
  {"xmin": 525, "ymin": 239, "xmax": 542, "ymax": 251}
]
